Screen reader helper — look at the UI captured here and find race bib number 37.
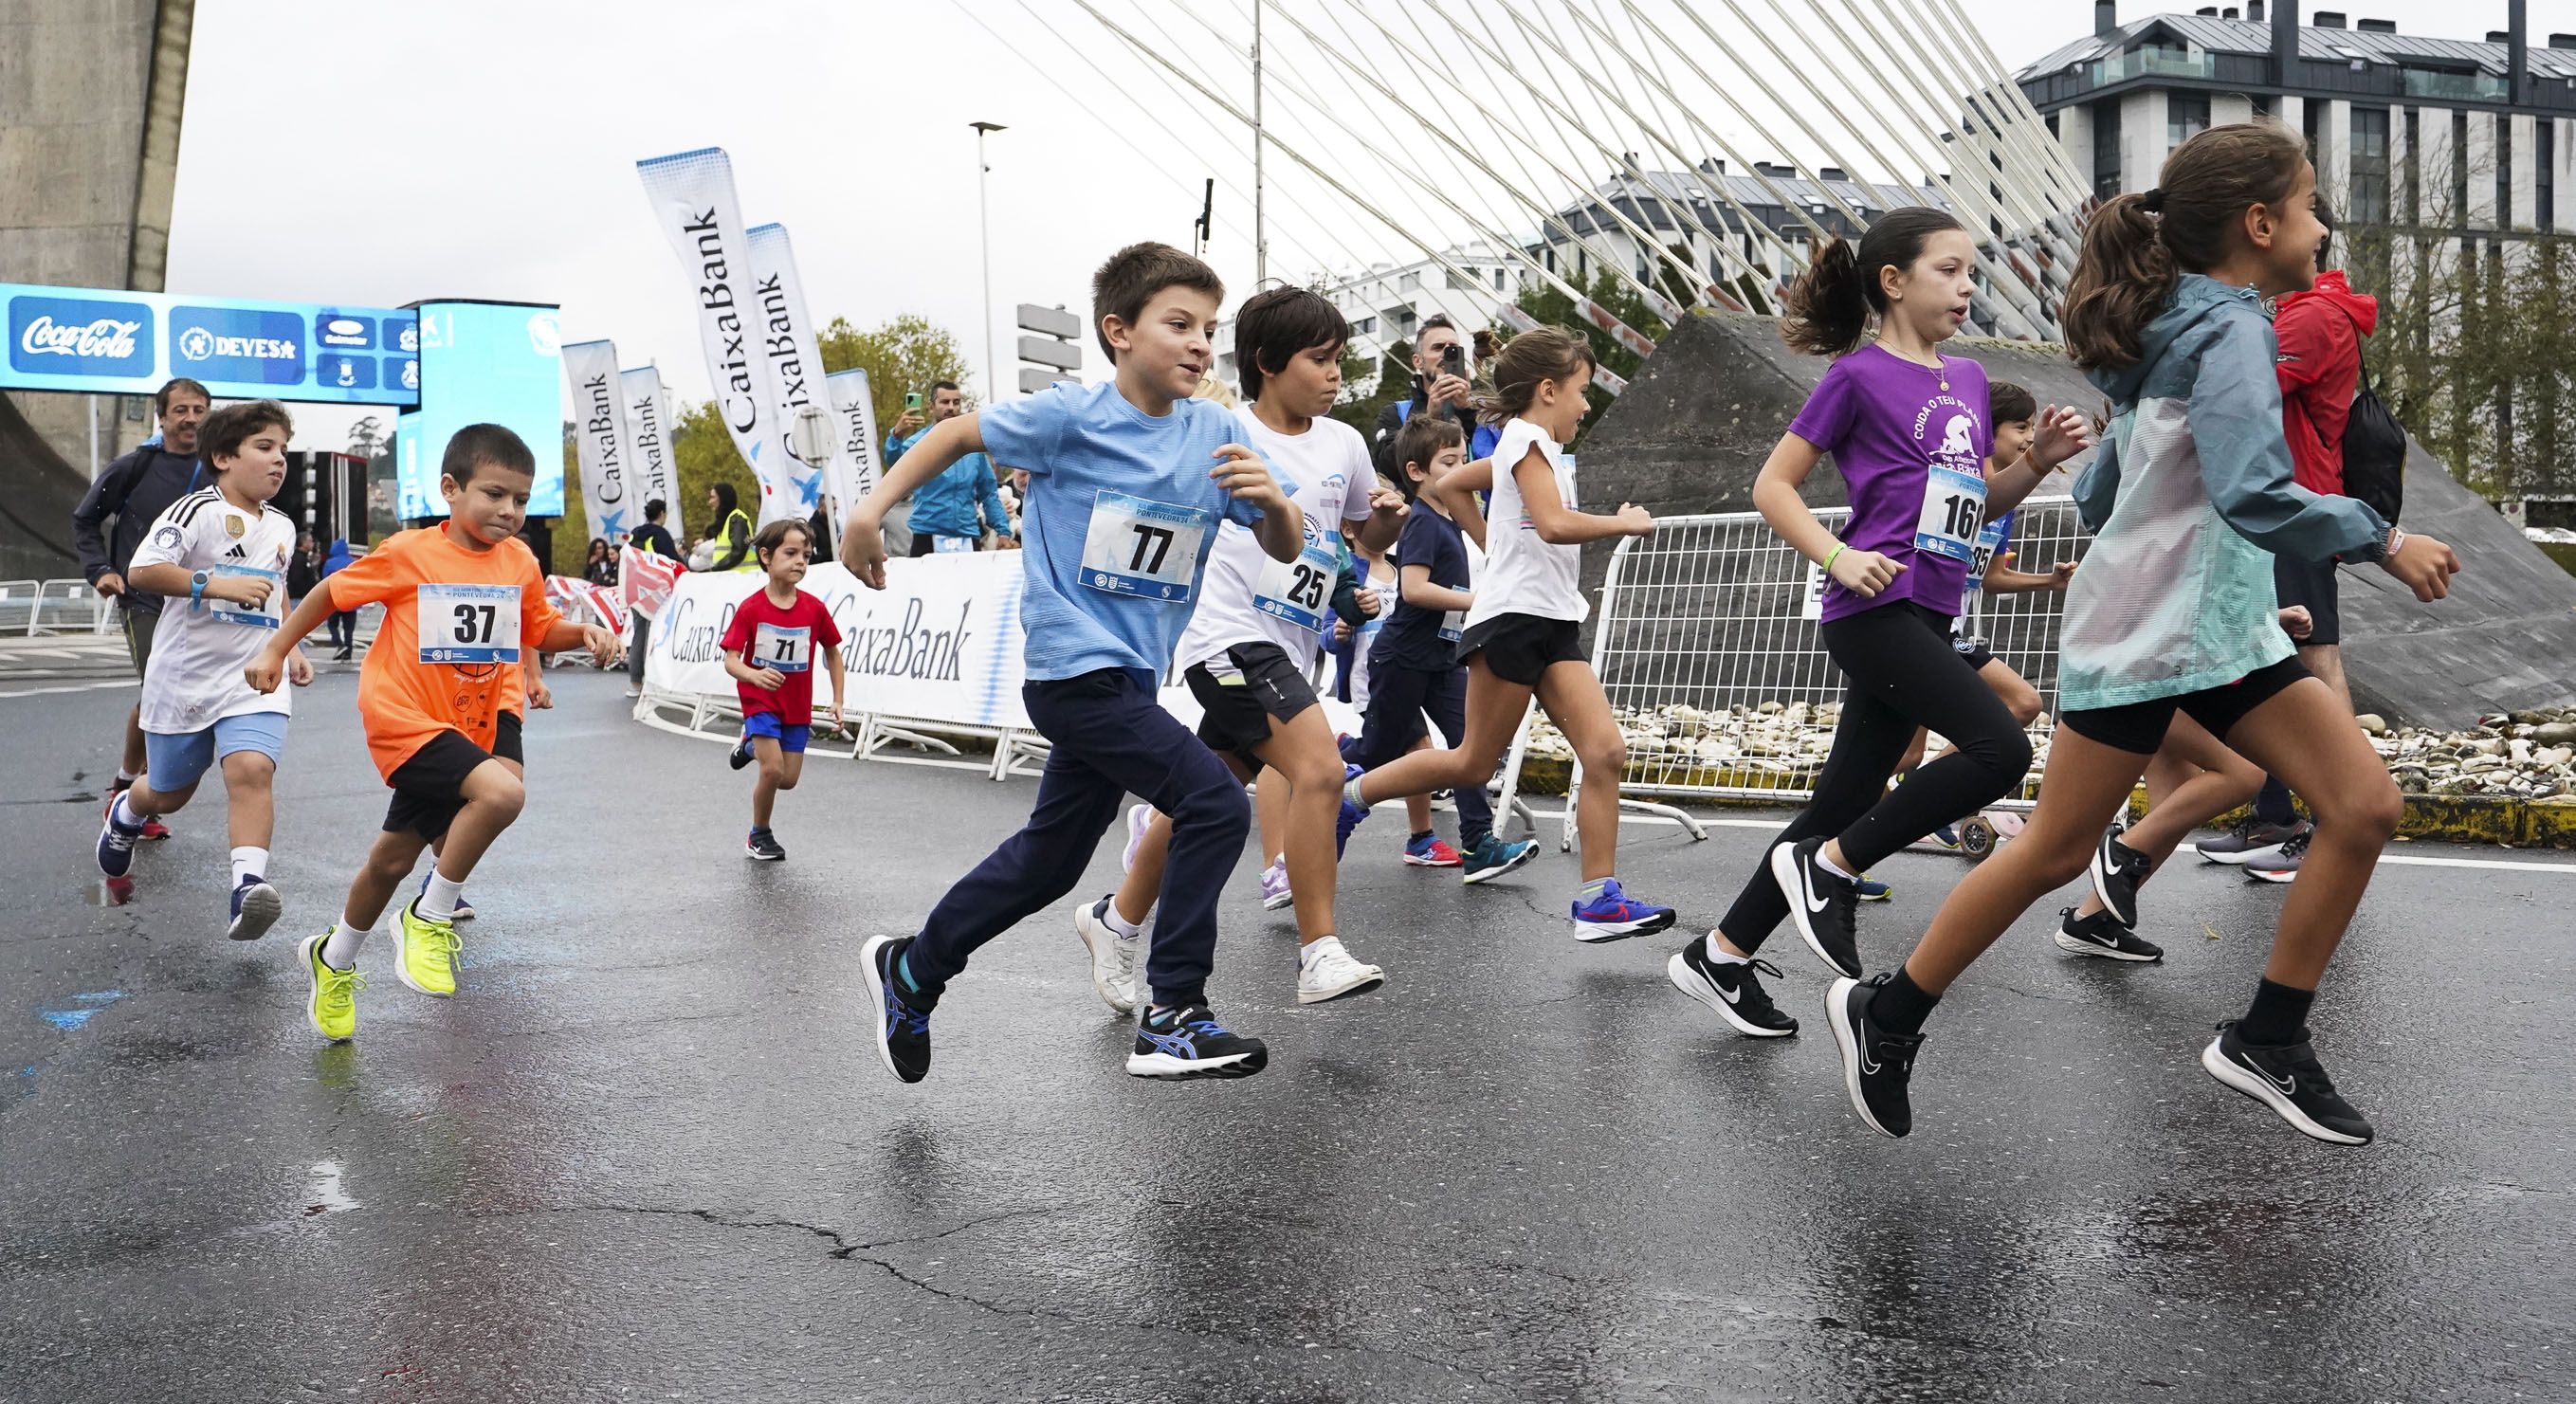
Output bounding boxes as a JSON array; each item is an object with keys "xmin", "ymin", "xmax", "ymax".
[
  {"xmin": 1081, "ymin": 491, "xmax": 1211, "ymax": 602},
  {"xmin": 418, "ymin": 583, "xmax": 522, "ymax": 665},
  {"xmin": 1913, "ymin": 465, "xmax": 1987, "ymax": 565}
]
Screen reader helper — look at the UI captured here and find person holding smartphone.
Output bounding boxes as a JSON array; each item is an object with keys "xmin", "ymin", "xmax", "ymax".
[
  {"xmin": 1369, "ymin": 316, "xmax": 1496, "ymax": 482},
  {"xmin": 886, "ymin": 381, "xmax": 1015, "ymax": 556}
]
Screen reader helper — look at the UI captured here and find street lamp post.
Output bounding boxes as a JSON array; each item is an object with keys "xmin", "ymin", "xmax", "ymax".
[{"xmin": 970, "ymin": 120, "xmax": 1007, "ymax": 406}]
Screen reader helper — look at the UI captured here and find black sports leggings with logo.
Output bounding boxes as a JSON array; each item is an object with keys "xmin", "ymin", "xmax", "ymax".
[{"xmin": 1718, "ymin": 601, "xmax": 2033, "ymax": 953}]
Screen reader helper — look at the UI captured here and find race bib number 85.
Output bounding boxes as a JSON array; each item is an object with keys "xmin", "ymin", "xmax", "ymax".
[
  {"xmin": 1081, "ymin": 491, "xmax": 1211, "ymax": 602},
  {"xmin": 418, "ymin": 582, "xmax": 521, "ymax": 665}
]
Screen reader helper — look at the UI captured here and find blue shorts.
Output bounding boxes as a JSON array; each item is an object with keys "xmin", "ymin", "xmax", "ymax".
[
  {"xmin": 145, "ymin": 711, "xmax": 289, "ymax": 792},
  {"xmin": 742, "ymin": 713, "xmax": 810, "ymax": 753}
]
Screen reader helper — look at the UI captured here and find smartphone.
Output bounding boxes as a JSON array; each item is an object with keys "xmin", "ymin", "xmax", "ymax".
[
  {"xmin": 904, "ymin": 392, "xmax": 923, "ymax": 412},
  {"xmin": 1440, "ymin": 344, "xmax": 1467, "ymax": 380}
]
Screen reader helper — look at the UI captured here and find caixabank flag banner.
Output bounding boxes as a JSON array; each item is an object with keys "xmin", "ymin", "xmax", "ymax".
[
  {"xmin": 394, "ymin": 301, "xmax": 565, "ymax": 521},
  {"xmin": 621, "ymin": 366, "xmax": 683, "ymax": 540},
  {"xmin": 744, "ymin": 223, "xmax": 845, "ymax": 525},
  {"xmin": 825, "ymin": 367, "xmax": 883, "ymax": 511},
  {"xmin": 3, "ymin": 282, "xmax": 420, "ymax": 405},
  {"xmin": 562, "ymin": 338, "xmax": 637, "ymax": 544}
]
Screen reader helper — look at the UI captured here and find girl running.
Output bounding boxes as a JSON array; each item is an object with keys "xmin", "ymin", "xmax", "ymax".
[
  {"xmin": 1341, "ymin": 326, "xmax": 1672, "ymax": 939},
  {"xmin": 1669, "ymin": 209, "xmax": 2090, "ymax": 1038},
  {"xmin": 1825, "ymin": 123, "xmax": 2460, "ymax": 1144}
]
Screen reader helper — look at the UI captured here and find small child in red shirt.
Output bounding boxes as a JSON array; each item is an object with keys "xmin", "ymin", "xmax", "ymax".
[{"xmin": 722, "ymin": 520, "xmax": 846, "ymax": 862}]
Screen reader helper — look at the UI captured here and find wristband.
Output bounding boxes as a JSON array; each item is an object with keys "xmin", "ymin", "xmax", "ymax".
[
  {"xmin": 1822, "ymin": 543, "xmax": 1847, "ymax": 574},
  {"xmin": 2384, "ymin": 526, "xmax": 2407, "ymax": 560}
]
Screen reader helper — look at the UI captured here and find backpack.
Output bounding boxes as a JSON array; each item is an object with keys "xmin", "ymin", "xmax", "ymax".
[{"xmin": 2343, "ymin": 344, "xmax": 2407, "ymax": 525}]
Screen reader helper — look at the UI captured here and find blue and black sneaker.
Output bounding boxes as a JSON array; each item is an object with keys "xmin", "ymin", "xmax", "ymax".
[
  {"xmin": 414, "ymin": 866, "xmax": 474, "ymax": 921},
  {"xmin": 1854, "ymin": 874, "xmax": 1892, "ymax": 903},
  {"xmin": 860, "ymin": 934, "xmax": 932, "ymax": 1084},
  {"xmin": 95, "ymin": 798, "xmax": 144, "ymax": 879},
  {"xmin": 227, "ymin": 876, "xmax": 283, "ymax": 942},
  {"xmin": 728, "ymin": 736, "xmax": 755, "ymax": 771},
  {"xmin": 1460, "ymin": 833, "xmax": 1539, "ymax": 884},
  {"xmin": 1334, "ymin": 763, "xmax": 1370, "ymax": 858},
  {"xmin": 1570, "ymin": 878, "xmax": 1678, "ymax": 942},
  {"xmin": 1125, "ymin": 1004, "xmax": 1268, "ymax": 1080}
]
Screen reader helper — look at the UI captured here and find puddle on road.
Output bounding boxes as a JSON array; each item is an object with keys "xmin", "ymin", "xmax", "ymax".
[
  {"xmin": 303, "ymin": 1160, "xmax": 360, "ymax": 1216},
  {"xmin": 83, "ymin": 877, "xmax": 135, "ymax": 906}
]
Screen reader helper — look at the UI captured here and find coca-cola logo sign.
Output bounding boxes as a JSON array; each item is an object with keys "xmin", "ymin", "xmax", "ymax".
[
  {"xmin": 7, "ymin": 294, "xmax": 155, "ymax": 375},
  {"xmin": 20, "ymin": 315, "xmax": 143, "ymax": 360}
]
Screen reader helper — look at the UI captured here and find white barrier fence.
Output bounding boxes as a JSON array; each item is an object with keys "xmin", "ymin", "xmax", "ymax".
[
  {"xmin": 5, "ymin": 579, "xmax": 119, "ymax": 637},
  {"xmin": 1502, "ymin": 497, "xmax": 2085, "ymax": 851}
]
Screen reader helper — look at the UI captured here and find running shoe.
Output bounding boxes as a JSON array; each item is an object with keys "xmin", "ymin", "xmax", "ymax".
[
  {"xmin": 1120, "ymin": 803, "xmax": 1152, "ymax": 875},
  {"xmin": 1927, "ymin": 824, "xmax": 1962, "ymax": 849},
  {"xmin": 1771, "ymin": 837, "xmax": 1862, "ymax": 978},
  {"xmin": 2196, "ymin": 815, "xmax": 2308, "ymax": 866},
  {"xmin": 95, "ymin": 801, "xmax": 143, "ymax": 879},
  {"xmin": 1667, "ymin": 942, "xmax": 1797, "ymax": 1037},
  {"xmin": 1401, "ymin": 833, "xmax": 1464, "ymax": 867},
  {"xmin": 2200, "ymin": 1019, "xmax": 2373, "ymax": 1145},
  {"xmin": 1259, "ymin": 857, "xmax": 1293, "ymax": 911},
  {"xmin": 2088, "ymin": 824, "xmax": 2153, "ymax": 926},
  {"xmin": 227, "ymin": 876, "xmax": 283, "ymax": 942},
  {"xmin": 1570, "ymin": 878, "xmax": 1677, "ymax": 941},
  {"xmin": 393, "ymin": 901, "xmax": 460, "ymax": 998},
  {"xmin": 860, "ymin": 935, "xmax": 932, "ymax": 1084},
  {"xmin": 300, "ymin": 931, "xmax": 362, "ymax": 1043},
  {"xmin": 1334, "ymin": 763, "xmax": 1369, "ymax": 858},
  {"xmin": 746, "ymin": 830, "xmax": 787, "ymax": 862},
  {"xmin": 414, "ymin": 868, "xmax": 475, "ymax": 921},
  {"xmin": 1461, "ymin": 833, "xmax": 1538, "ymax": 884},
  {"xmin": 2054, "ymin": 905, "xmax": 2165, "ymax": 962},
  {"xmin": 1072, "ymin": 895, "xmax": 1144, "ymax": 1014},
  {"xmin": 1294, "ymin": 937, "xmax": 1384, "ymax": 1004},
  {"xmin": 728, "ymin": 736, "xmax": 754, "ymax": 771},
  {"xmin": 107, "ymin": 788, "xmax": 173, "ymax": 843},
  {"xmin": 1854, "ymin": 875, "xmax": 1891, "ymax": 903},
  {"xmin": 1126, "ymin": 1003, "xmax": 1268, "ymax": 1079},
  {"xmin": 1826, "ymin": 973, "xmax": 1925, "ymax": 1139},
  {"xmin": 2248, "ymin": 830, "xmax": 2311, "ymax": 884}
]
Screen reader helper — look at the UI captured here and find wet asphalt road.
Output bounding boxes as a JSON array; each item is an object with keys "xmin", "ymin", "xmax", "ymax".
[{"xmin": 3, "ymin": 667, "xmax": 2571, "ymax": 1403}]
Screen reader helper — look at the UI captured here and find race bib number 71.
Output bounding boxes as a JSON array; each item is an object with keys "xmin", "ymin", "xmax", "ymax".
[{"xmin": 418, "ymin": 583, "xmax": 521, "ymax": 665}]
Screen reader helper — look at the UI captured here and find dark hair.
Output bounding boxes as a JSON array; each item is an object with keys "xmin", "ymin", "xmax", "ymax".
[
  {"xmin": 1779, "ymin": 206, "xmax": 1968, "ymax": 356},
  {"xmin": 753, "ymin": 518, "xmax": 813, "ymax": 564},
  {"xmin": 1417, "ymin": 314, "xmax": 1458, "ymax": 341},
  {"xmin": 2063, "ymin": 121, "xmax": 2308, "ymax": 370},
  {"xmin": 1091, "ymin": 242, "xmax": 1224, "ymax": 361},
  {"xmin": 644, "ymin": 498, "xmax": 667, "ymax": 522},
  {"xmin": 2314, "ymin": 191, "xmax": 2336, "ymax": 267},
  {"xmin": 931, "ymin": 379, "xmax": 961, "ymax": 395},
  {"xmin": 441, "ymin": 424, "xmax": 535, "ymax": 485},
  {"xmin": 200, "ymin": 399, "xmax": 293, "ymax": 465},
  {"xmin": 587, "ymin": 537, "xmax": 609, "ymax": 559},
  {"xmin": 711, "ymin": 482, "xmax": 740, "ymax": 519},
  {"xmin": 1477, "ymin": 326, "xmax": 1594, "ymax": 425},
  {"xmin": 1988, "ymin": 380, "xmax": 2037, "ymax": 428},
  {"xmin": 155, "ymin": 378, "xmax": 210, "ymax": 415},
  {"xmin": 1233, "ymin": 285, "xmax": 1349, "ymax": 400},
  {"xmin": 1388, "ymin": 414, "xmax": 1465, "ymax": 500}
]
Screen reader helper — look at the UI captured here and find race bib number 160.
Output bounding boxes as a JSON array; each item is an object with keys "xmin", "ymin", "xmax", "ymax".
[
  {"xmin": 418, "ymin": 583, "xmax": 521, "ymax": 665},
  {"xmin": 1081, "ymin": 491, "xmax": 1212, "ymax": 602}
]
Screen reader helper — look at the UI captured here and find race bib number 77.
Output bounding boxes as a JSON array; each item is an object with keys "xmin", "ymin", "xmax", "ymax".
[
  {"xmin": 418, "ymin": 583, "xmax": 522, "ymax": 665},
  {"xmin": 1081, "ymin": 491, "xmax": 1212, "ymax": 602}
]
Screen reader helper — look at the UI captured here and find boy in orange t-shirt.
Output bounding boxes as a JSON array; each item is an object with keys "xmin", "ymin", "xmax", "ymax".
[{"xmin": 248, "ymin": 424, "xmax": 618, "ymax": 1041}]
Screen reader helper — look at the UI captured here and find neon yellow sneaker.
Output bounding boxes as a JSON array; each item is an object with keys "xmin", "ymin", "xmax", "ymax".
[
  {"xmin": 394, "ymin": 901, "xmax": 460, "ymax": 997},
  {"xmin": 301, "ymin": 930, "xmax": 363, "ymax": 1041}
]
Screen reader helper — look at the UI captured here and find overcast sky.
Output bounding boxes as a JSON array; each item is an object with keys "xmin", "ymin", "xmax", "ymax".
[{"xmin": 163, "ymin": 0, "xmax": 2503, "ymax": 451}]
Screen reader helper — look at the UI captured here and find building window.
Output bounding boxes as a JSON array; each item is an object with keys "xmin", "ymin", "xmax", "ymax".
[
  {"xmin": 2303, "ymin": 99, "xmax": 2322, "ymax": 161},
  {"xmin": 2403, "ymin": 107, "xmax": 2421, "ymax": 224},
  {"xmin": 1353, "ymin": 316, "xmax": 1376, "ymax": 335},
  {"xmin": 2541, "ymin": 121, "xmax": 2558, "ymax": 228},
  {"xmin": 2499, "ymin": 120, "xmax": 2514, "ymax": 228},
  {"xmin": 2352, "ymin": 106, "xmax": 2390, "ymax": 226},
  {"xmin": 1447, "ymin": 266, "xmax": 1475, "ymax": 289},
  {"xmin": 2454, "ymin": 110, "xmax": 2471, "ymax": 228},
  {"xmin": 2252, "ymin": 94, "xmax": 2273, "ymax": 119},
  {"xmin": 2092, "ymin": 100, "xmax": 2122, "ymax": 198},
  {"xmin": 1492, "ymin": 268, "xmax": 1506, "ymax": 292},
  {"xmin": 2046, "ymin": 111, "xmax": 2060, "ymax": 138},
  {"xmin": 2167, "ymin": 92, "xmax": 2211, "ymax": 151}
]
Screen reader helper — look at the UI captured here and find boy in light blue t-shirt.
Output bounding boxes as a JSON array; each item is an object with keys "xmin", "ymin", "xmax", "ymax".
[{"xmin": 839, "ymin": 241, "xmax": 1301, "ymax": 1085}]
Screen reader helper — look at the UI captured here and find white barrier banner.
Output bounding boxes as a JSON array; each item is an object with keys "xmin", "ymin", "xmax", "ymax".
[
  {"xmin": 744, "ymin": 222, "xmax": 843, "ymax": 526},
  {"xmin": 621, "ymin": 365, "xmax": 682, "ymax": 540},
  {"xmin": 646, "ymin": 553, "xmax": 1032, "ymax": 728},
  {"xmin": 634, "ymin": 147, "xmax": 795, "ymax": 525},
  {"xmin": 825, "ymin": 366, "xmax": 883, "ymax": 512},
  {"xmin": 562, "ymin": 339, "xmax": 636, "ymax": 545}
]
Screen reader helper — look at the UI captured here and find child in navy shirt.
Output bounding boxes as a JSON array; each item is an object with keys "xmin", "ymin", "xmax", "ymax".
[{"xmin": 838, "ymin": 242, "xmax": 1299, "ymax": 1085}]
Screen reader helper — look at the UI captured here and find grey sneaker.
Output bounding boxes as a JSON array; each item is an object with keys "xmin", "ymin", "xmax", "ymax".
[
  {"xmin": 2247, "ymin": 829, "xmax": 2311, "ymax": 884},
  {"xmin": 2197, "ymin": 816, "xmax": 2308, "ymax": 866}
]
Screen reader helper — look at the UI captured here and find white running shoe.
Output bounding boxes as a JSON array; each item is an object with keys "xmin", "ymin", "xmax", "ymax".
[
  {"xmin": 1259, "ymin": 856, "xmax": 1294, "ymax": 910},
  {"xmin": 1120, "ymin": 803, "xmax": 1153, "ymax": 876},
  {"xmin": 1072, "ymin": 895, "xmax": 1146, "ymax": 1013},
  {"xmin": 1295, "ymin": 937, "xmax": 1385, "ymax": 1004}
]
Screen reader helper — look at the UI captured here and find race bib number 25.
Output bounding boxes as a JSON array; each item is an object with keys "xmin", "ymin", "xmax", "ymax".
[
  {"xmin": 1081, "ymin": 491, "xmax": 1212, "ymax": 602},
  {"xmin": 418, "ymin": 583, "xmax": 521, "ymax": 665}
]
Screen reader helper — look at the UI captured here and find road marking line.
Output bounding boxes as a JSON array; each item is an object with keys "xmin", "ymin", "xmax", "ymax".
[{"xmin": 0, "ymin": 679, "xmax": 137, "ymax": 700}]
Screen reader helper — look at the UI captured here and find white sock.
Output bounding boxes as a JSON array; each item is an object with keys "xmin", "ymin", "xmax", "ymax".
[
  {"xmin": 1104, "ymin": 904, "xmax": 1144, "ymax": 939},
  {"xmin": 1299, "ymin": 936, "xmax": 1343, "ymax": 967},
  {"xmin": 110, "ymin": 793, "xmax": 144, "ymax": 830},
  {"xmin": 115, "ymin": 769, "xmax": 137, "ymax": 787},
  {"xmin": 322, "ymin": 910, "xmax": 376, "ymax": 969},
  {"xmin": 1343, "ymin": 775, "xmax": 1366, "ymax": 808},
  {"xmin": 230, "ymin": 847, "xmax": 268, "ymax": 885},
  {"xmin": 1702, "ymin": 932, "xmax": 1749, "ymax": 964},
  {"xmin": 418, "ymin": 868, "xmax": 466, "ymax": 921},
  {"xmin": 1814, "ymin": 847, "xmax": 1857, "ymax": 883}
]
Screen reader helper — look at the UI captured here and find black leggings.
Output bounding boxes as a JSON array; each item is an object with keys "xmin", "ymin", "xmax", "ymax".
[{"xmin": 1719, "ymin": 601, "xmax": 2033, "ymax": 953}]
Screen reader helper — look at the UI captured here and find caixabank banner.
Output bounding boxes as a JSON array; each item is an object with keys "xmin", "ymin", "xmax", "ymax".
[{"xmin": 3, "ymin": 283, "xmax": 420, "ymax": 406}]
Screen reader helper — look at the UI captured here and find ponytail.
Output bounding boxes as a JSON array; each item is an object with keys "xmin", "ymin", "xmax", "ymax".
[
  {"xmin": 2060, "ymin": 194, "xmax": 2177, "ymax": 370},
  {"xmin": 1778, "ymin": 206, "xmax": 1967, "ymax": 357}
]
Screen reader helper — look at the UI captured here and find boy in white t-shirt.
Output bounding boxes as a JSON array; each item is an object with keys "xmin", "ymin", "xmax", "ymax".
[
  {"xmin": 1079, "ymin": 286, "xmax": 1406, "ymax": 1009},
  {"xmin": 96, "ymin": 400, "xmax": 315, "ymax": 941}
]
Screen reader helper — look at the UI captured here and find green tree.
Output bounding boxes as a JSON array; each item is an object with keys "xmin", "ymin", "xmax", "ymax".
[
  {"xmin": 670, "ymin": 398, "xmax": 760, "ymax": 552},
  {"xmin": 1515, "ymin": 267, "xmax": 1670, "ymax": 444},
  {"xmin": 817, "ymin": 314, "xmax": 977, "ymax": 431},
  {"xmin": 1329, "ymin": 338, "xmax": 1415, "ymax": 443}
]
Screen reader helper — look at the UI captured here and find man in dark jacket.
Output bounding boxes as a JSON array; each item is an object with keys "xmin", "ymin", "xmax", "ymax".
[
  {"xmin": 1367, "ymin": 316, "xmax": 1479, "ymax": 482},
  {"xmin": 70, "ymin": 377, "xmax": 211, "ymax": 829}
]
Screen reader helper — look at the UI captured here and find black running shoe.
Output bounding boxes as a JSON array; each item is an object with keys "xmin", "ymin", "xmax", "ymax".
[
  {"xmin": 1667, "ymin": 942, "xmax": 1798, "ymax": 1037},
  {"xmin": 2200, "ymin": 1020, "xmax": 2373, "ymax": 1145},
  {"xmin": 1125, "ymin": 1004, "xmax": 1268, "ymax": 1080},
  {"xmin": 729, "ymin": 737, "xmax": 755, "ymax": 771},
  {"xmin": 1770, "ymin": 837, "xmax": 1862, "ymax": 978},
  {"xmin": 1825, "ymin": 974, "xmax": 1924, "ymax": 1138},
  {"xmin": 860, "ymin": 935, "xmax": 931, "ymax": 1084},
  {"xmin": 746, "ymin": 830, "xmax": 786, "ymax": 862},
  {"xmin": 2054, "ymin": 905, "xmax": 2165, "ymax": 963},
  {"xmin": 2088, "ymin": 824, "xmax": 2152, "ymax": 927}
]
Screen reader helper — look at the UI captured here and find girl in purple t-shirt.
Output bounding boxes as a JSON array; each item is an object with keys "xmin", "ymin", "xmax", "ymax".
[{"xmin": 1668, "ymin": 208, "xmax": 2090, "ymax": 1042}]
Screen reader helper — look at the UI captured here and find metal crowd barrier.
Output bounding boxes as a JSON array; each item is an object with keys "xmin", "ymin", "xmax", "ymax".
[{"xmin": 29, "ymin": 579, "xmax": 116, "ymax": 637}]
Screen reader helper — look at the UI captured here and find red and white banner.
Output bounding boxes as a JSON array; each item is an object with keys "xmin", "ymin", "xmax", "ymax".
[
  {"xmin": 619, "ymin": 543, "xmax": 682, "ymax": 622},
  {"xmin": 546, "ymin": 574, "xmax": 627, "ymax": 637}
]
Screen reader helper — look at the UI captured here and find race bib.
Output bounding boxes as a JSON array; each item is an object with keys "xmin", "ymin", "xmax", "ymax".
[
  {"xmin": 1963, "ymin": 518, "xmax": 2011, "ymax": 615},
  {"xmin": 754, "ymin": 622, "xmax": 812, "ymax": 673},
  {"xmin": 1438, "ymin": 609, "xmax": 1465, "ymax": 644},
  {"xmin": 205, "ymin": 564, "xmax": 283, "ymax": 629},
  {"xmin": 932, "ymin": 535, "xmax": 977, "ymax": 555},
  {"xmin": 1800, "ymin": 560, "xmax": 1828, "ymax": 622},
  {"xmin": 1913, "ymin": 465, "xmax": 1987, "ymax": 565},
  {"xmin": 1081, "ymin": 491, "xmax": 1211, "ymax": 602},
  {"xmin": 1251, "ymin": 539, "xmax": 1339, "ymax": 635},
  {"xmin": 417, "ymin": 582, "xmax": 521, "ymax": 665}
]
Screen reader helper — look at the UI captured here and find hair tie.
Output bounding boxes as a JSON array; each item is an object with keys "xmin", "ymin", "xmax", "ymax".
[{"xmin": 2140, "ymin": 188, "xmax": 2166, "ymax": 213}]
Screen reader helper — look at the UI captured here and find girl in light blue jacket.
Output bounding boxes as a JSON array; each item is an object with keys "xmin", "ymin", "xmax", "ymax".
[{"xmin": 1823, "ymin": 122, "xmax": 2463, "ymax": 1149}]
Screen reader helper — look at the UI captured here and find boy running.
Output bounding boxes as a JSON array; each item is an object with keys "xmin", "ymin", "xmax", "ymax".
[
  {"xmin": 96, "ymin": 400, "xmax": 312, "ymax": 940},
  {"xmin": 838, "ymin": 242, "xmax": 1299, "ymax": 1084},
  {"xmin": 247, "ymin": 425, "xmax": 619, "ymax": 1042},
  {"xmin": 722, "ymin": 520, "xmax": 847, "ymax": 862}
]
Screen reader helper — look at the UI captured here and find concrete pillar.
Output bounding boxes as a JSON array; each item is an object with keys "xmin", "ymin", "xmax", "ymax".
[
  {"xmin": 2465, "ymin": 110, "xmax": 2499, "ymax": 229},
  {"xmin": 2509, "ymin": 114, "xmax": 2538, "ymax": 230},
  {"xmin": 2123, "ymin": 89, "xmax": 2167, "ymax": 192},
  {"xmin": 2055, "ymin": 103, "xmax": 2096, "ymax": 191},
  {"xmin": 2214, "ymin": 94, "xmax": 2256, "ymax": 128}
]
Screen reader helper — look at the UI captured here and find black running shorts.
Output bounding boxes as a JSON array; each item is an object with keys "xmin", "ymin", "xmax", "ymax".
[
  {"xmin": 1184, "ymin": 643, "xmax": 1318, "ymax": 767},
  {"xmin": 2059, "ymin": 657, "xmax": 2311, "ymax": 757},
  {"xmin": 1455, "ymin": 612, "xmax": 1584, "ymax": 687},
  {"xmin": 384, "ymin": 712, "xmax": 524, "ymax": 840}
]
